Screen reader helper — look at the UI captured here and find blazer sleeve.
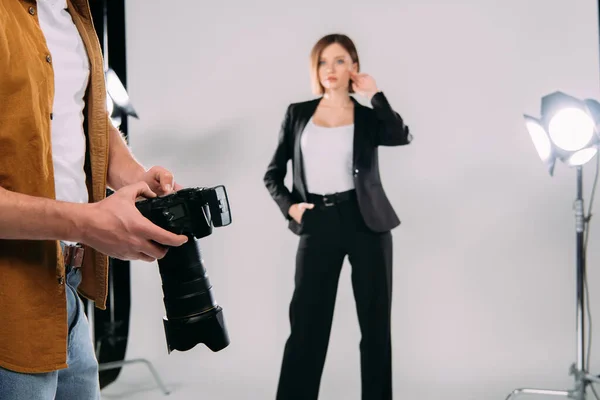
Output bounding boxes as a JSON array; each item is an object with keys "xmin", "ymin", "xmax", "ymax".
[
  {"xmin": 263, "ymin": 104, "xmax": 295, "ymax": 220},
  {"xmin": 371, "ymin": 92, "xmax": 413, "ymax": 146}
]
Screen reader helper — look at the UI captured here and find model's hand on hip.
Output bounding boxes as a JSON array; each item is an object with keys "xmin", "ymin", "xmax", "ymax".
[
  {"xmin": 350, "ymin": 71, "xmax": 379, "ymax": 101},
  {"xmin": 289, "ymin": 203, "xmax": 315, "ymax": 224},
  {"xmin": 78, "ymin": 182, "xmax": 188, "ymax": 262}
]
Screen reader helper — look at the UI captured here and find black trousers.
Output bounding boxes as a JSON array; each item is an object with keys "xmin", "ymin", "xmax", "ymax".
[{"xmin": 276, "ymin": 191, "xmax": 394, "ymax": 400}]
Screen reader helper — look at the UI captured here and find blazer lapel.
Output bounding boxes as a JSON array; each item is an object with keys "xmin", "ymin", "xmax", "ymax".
[
  {"xmin": 293, "ymin": 98, "xmax": 321, "ymax": 200},
  {"xmin": 351, "ymin": 96, "xmax": 364, "ymax": 168}
]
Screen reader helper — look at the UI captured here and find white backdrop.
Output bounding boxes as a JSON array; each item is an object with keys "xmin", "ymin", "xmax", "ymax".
[{"xmin": 101, "ymin": 1, "xmax": 600, "ymax": 399}]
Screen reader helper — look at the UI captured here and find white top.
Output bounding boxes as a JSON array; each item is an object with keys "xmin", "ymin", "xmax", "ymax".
[
  {"xmin": 300, "ymin": 117, "xmax": 355, "ymax": 195},
  {"xmin": 38, "ymin": 0, "xmax": 90, "ymax": 206}
]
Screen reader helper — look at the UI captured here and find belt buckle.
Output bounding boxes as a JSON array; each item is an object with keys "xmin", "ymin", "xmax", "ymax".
[
  {"xmin": 322, "ymin": 195, "xmax": 335, "ymax": 207},
  {"xmin": 64, "ymin": 244, "xmax": 85, "ymax": 269}
]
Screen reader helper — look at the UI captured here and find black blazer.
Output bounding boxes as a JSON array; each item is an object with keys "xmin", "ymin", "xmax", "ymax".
[{"xmin": 263, "ymin": 91, "xmax": 412, "ymax": 235}]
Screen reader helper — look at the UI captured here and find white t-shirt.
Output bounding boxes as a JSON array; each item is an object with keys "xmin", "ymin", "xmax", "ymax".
[
  {"xmin": 300, "ymin": 117, "xmax": 355, "ymax": 195},
  {"xmin": 38, "ymin": 0, "xmax": 90, "ymax": 205}
]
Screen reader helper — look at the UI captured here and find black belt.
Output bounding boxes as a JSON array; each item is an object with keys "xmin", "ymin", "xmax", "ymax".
[{"xmin": 307, "ymin": 189, "xmax": 355, "ymax": 207}]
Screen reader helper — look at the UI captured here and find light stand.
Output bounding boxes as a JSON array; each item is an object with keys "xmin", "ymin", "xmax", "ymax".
[
  {"xmin": 505, "ymin": 91, "xmax": 600, "ymax": 400},
  {"xmin": 506, "ymin": 166, "xmax": 600, "ymax": 400},
  {"xmin": 92, "ymin": 264, "xmax": 170, "ymax": 396},
  {"xmin": 87, "ymin": 0, "xmax": 169, "ymax": 395}
]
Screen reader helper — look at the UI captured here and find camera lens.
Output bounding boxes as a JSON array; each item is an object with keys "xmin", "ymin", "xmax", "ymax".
[{"xmin": 158, "ymin": 236, "xmax": 230, "ymax": 353}]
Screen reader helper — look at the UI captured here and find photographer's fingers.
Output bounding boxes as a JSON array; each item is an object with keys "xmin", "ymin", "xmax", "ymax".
[
  {"xmin": 145, "ymin": 166, "xmax": 176, "ymax": 194},
  {"xmin": 137, "ymin": 253, "xmax": 156, "ymax": 263},
  {"xmin": 157, "ymin": 170, "xmax": 175, "ymax": 194},
  {"xmin": 139, "ymin": 240, "xmax": 169, "ymax": 260},
  {"xmin": 139, "ymin": 219, "xmax": 188, "ymax": 247},
  {"xmin": 126, "ymin": 181, "xmax": 158, "ymax": 200}
]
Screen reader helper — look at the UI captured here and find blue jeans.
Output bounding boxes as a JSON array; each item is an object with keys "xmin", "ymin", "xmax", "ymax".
[{"xmin": 0, "ymin": 244, "xmax": 101, "ymax": 399}]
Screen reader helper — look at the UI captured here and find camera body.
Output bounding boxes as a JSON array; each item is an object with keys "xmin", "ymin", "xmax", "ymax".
[
  {"xmin": 135, "ymin": 186, "xmax": 231, "ymax": 238},
  {"xmin": 135, "ymin": 185, "xmax": 232, "ymax": 354}
]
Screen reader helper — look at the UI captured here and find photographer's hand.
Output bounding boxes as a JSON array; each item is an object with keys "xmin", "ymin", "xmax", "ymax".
[
  {"xmin": 105, "ymin": 118, "xmax": 183, "ymax": 195},
  {"xmin": 79, "ymin": 182, "xmax": 188, "ymax": 262},
  {"xmin": 141, "ymin": 166, "xmax": 184, "ymax": 196}
]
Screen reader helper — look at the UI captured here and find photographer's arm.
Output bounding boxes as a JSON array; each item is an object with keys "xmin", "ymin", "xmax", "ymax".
[
  {"xmin": 0, "ymin": 183, "xmax": 187, "ymax": 260},
  {"xmin": 106, "ymin": 117, "xmax": 146, "ymax": 191},
  {"xmin": 105, "ymin": 116, "xmax": 182, "ymax": 194},
  {"xmin": 0, "ymin": 120, "xmax": 185, "ymax": 259},
  {"xmin": 0, "ymin": 186, "xmax": 87, "ymax": 241}
]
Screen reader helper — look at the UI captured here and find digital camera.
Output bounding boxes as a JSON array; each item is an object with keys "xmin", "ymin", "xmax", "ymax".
[{"xmin": 135, "ymin": 186, "xmax": 232, "ymax": 353}]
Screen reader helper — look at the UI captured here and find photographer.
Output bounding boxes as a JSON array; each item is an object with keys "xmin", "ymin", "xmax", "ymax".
[{"xmin": 0, "ymin": 1, "xmax": 187, "ymax": 399}]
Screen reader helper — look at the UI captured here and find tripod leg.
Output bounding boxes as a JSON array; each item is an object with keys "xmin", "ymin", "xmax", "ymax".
[
  {"xmin": 585, "ymin": 374, "xmax": 600, "ymax": 385},
  {"xmin": 505, "ymin": 388, "xmax": 571, "ymax": 400},
  {"xmin": 98, "ymin": 358, "xmax": 170, "ymax": 395}
]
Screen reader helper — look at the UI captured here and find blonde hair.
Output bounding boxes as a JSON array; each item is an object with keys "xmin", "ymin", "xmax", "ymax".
[{"xmin": 309, "ymin": 33, "xmax": 360, "ymax": 95}]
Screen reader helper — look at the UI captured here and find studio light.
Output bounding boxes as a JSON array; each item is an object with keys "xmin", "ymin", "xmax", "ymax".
[
  {"xmin": 524, "ymin": 91, "xmax": 600, "ymax": 175},
  {"xmin": 100, "ymin": 0, "xmax": 137, "ymax": 130},
  {"xmin": 106, "ymin": 67, "xmax": 138, "ymax": 129},
  {"xmin": 506, "ymin": 91, "xmax": 600, "ymax": 400}
]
